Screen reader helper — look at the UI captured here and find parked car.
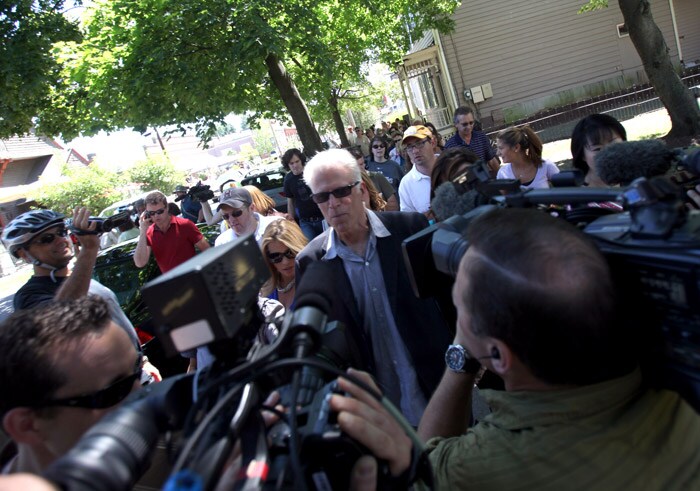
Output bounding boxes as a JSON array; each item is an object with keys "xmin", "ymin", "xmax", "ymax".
[
  {"xmin": 241, "ymin": 167, "xmax": 288, "ymax": 213},
  {"xmin": 92, "ymin": 223, "xmax": 220, "ymax": 377}
]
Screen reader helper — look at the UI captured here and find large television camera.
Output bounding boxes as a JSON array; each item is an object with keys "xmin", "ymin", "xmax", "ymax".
[
  {"xmin": 403, "ymin": 153, "xmax": 700, "ymax": 412},
  {"xmin": 41, "ymin": 235, "xmax": 429, "ymax": 491}
]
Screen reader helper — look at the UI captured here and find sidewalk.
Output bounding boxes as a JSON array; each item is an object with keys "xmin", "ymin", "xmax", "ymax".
[{"xmin": 543, "ymin": 108, "xmax": 673, "ymax": 164}]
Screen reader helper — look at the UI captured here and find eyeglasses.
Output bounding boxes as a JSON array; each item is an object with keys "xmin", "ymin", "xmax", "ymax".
[
  {"xmin": 38, "ymin": 365, "xmax": 142, "ymax": 409},
  {"xmin": 459, "ymin": 121, "xmax": 475, "ymax": 127},
  {"xmin": 372, "ymin": 145, "xmax": 385, "ymax": 149},
  {"xmin": 32, "ymin": 228, "xmax": 68, "ymax": 246},
  {"xmin": 267, "ymin": 249, "xmax": 296, "ymax": 264},
  {"xmin": 405, "ymin": 139, "xmax": 430, "ymax": 152},
  {"xmin": 145, "ymin": 208, "xmax": 166, "ymax": 218},
  {"xmin": 222, "ymin": 209, "xmax": 244, "ymax": 220},
  {"xmin": 311, "ymin": 181, "xmax": 360, "ymax": 204}
]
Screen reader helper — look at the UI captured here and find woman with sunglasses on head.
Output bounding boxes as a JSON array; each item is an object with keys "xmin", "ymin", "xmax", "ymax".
[
  {"xmin": 366, "ymin": 137, "xmax": 404, "ymax": 206},
  {"xmin": 260, "ymin": 220, "xmax": 308, "ymax": 309},
  {"xmin": 496, "ymin": 125, "xmax": 559, "ymax": 190}
]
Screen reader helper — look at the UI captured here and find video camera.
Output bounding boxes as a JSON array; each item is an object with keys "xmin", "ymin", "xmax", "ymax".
[
  {"xmin": 41, "ymin": 235, "xmax": 428, "ymax": 491},
  {"xmin": 66, "ymin": 210, "xmax": 132, "ymax": 235},
  {"xmin": 175, "ymin": 182, "xmax": 216, "ymax": 203},
  {"xmin": 403, "ymin": 153, "xmax": 700, "ymax": 412}
]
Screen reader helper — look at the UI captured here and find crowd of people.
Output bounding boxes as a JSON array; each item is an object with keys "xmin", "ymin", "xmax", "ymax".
[{"xmin": 1, "ymin": 107, "xmax": 699, "ymax": 489}]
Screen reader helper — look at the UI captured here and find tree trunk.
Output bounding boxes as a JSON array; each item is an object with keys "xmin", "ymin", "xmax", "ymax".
[
  {"xmin": 265, "ymin": 53, "xmax": 324, "ymax": 155},
  {"xmin": 329, "ymin": 92, "xmax": 350, "ymax": 147},
  {"xmin": 619, "ymin": 0, "xmax": 700, "ymax": 142}
]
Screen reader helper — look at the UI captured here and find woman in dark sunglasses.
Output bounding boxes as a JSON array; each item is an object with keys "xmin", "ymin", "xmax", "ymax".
[{"xmin": 259, "ymin": 220, "xmax": 308, "ymax": 309}]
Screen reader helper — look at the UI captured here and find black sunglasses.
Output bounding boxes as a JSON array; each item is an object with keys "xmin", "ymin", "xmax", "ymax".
[
  {"xmin": 146, "ymin": 208, "xmax": 166, "ymax": 218},
  {"xmin": 372, "ymin": 145, "xmax": 385, "ymax": 149},
  {"xmin": 267, "ymin": 249, "xmax": 296, "ymax": 264},
  {"xmin": 222, "ymin": 209, "xmax": 244, "ymax": 220},
  {"xmin": 311, "ymin": 181, "xmax": 360, "ymax": 204},
  {"xmin": 38, "ymin": 366, "xmax": 142, "ymax": 409},
  {"xmin": 32, "ymin": 228, "xmax": 68, "ymax": 246}
]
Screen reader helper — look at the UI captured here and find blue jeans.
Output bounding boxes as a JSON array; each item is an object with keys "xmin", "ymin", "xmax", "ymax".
[{"xmin": 299, "ymin": 218, "xmax": 324, "ymax": 241}]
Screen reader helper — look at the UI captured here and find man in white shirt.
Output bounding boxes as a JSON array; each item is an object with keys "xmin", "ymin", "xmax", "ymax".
[
  {"xmin": 398, "ymin": 125, "xmax": 438, "ymax": 215},
  {"xmin": 214, "ymin": 187, "xmax": 282, "ymax": 247}
]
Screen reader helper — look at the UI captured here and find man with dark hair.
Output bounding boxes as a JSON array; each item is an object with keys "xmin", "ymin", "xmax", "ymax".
[
  {"xmin": 281, "ymin": 148, "xmax": 324, "ymax": 241},
  {"xmin": 330, "ymin": 208, "xmax": 700, "ymax": 489},
  {"xmin": 444, "ymin": 106, "xmax": 500, "ymax": 176},
  {"xmin": 0, "ymin": 296, "xmax": 142, "ymax": 474},
  {"xmin": 173, "ymin": 184, "xmax": 203, "ymax": 223},
  {"xmin": 133, "ymin": 190, "xmax": 210, "ymax": 273}
]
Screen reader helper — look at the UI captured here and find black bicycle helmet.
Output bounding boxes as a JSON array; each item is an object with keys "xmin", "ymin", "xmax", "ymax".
[{"xmin": 1, "ymin": 210, "xmax": 66, "ymax": 258}]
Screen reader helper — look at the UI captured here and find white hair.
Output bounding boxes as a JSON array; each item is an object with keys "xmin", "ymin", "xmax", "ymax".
[{"xmin": 303, "ymin": 149, "xmax": 361, "ymax": 193}]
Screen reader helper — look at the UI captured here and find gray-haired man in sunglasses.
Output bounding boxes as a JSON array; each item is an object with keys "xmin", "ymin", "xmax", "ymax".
[
  {"xmin": 296, "ymin": 149, "xmax": 453, "ymax": 427},
  {"xmin": 0, "ymin": 296, "xmax": 141, "ymax": 475}
]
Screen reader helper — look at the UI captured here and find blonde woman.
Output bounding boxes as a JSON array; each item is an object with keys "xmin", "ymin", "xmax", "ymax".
[
  {"xmin": 244, "ymin": 185, "xmax": 285, "ymax": 217},
  {"xmin": 260, "ymin": 220, "xmax": 308, "ymax": 309}
]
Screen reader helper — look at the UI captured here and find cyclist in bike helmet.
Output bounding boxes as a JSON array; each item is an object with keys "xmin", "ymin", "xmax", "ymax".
[{"xmin": 3, "ymin": 208, "xmax": 143, "ymax": 352}]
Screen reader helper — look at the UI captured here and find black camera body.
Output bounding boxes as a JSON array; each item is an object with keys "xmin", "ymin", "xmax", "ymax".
[
  {"xmin": 67, "ymin": 210, "xmax": 132, "ymax": 235},
  {"xmin": 402, "ymin": 176, "xmax": 700, "ymax": 411}
]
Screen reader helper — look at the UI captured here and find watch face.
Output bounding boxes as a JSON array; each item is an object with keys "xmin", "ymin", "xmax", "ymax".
[{"xmin": 445, "ymin": 345, "xmax": 466, "ymax": 372}]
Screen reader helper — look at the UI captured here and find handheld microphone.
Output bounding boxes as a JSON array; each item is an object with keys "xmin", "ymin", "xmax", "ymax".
[{"xmin": 595, "ymin": 140, "xmax": 676, "ymax": 186}]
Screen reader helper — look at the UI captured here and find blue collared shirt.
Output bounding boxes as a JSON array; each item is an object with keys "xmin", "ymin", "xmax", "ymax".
[{"xmin": 323, "ymin": 210, "xmax": 427, "ymax": 425}]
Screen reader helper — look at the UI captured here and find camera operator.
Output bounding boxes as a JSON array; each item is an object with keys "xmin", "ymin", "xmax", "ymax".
[
  {"xmin": 2, "ymin": 208, "xmax": 142, "ymax": 355},
  {"xmin": 173, "ymin": 184, "xmax": 204, "ymax": 223},
  {"xmin": 330, "ymin": 208, "xmax": 700, "ymax": 490},
  {"xmin": 0, "ymin": 296, "xmax": 142, "ymax": 475}
]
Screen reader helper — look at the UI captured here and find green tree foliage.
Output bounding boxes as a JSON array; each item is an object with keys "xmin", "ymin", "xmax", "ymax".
[
  {"xmin": 35, "ymin": 163, "xmax": 125, "ymax": 216},
  {"xmin": 0, "ymin": 1, "xmax": 81, "ymax": 137},
  {"xmin": 30, "ymin": 0, "xmax": 459, "ymax": 150},
  {"xmin": 127, "ymin": 156, "xmax": 186, "ymax": 195}
]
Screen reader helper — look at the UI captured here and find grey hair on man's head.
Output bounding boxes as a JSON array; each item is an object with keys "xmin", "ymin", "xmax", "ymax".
[{"xmin": 303, "ymin": 149, "xmax": 361, "ymax": 193}]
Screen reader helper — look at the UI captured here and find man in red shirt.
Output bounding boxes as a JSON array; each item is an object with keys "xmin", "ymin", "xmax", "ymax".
[{"xmin": 133, "ymin": 191, "xmax": 210, "ymax": 274}]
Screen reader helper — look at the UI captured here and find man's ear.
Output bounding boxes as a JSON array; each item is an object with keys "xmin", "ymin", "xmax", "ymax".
[
  {"xmin": 485, "ymin": 339, "xmax": 513, "ymax": 376},
  {"xmin": 15, "ymin": 249, "xmax": 31, "ymax": 264},
  {"xmin": 3, "ymin": 408, "xmax": 44, "ymax": 446}
]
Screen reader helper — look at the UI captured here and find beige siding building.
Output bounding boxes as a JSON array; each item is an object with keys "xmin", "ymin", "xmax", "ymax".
[{"xmin": 399, "ymin": 0, "xmax": 700, "ymax": 133}]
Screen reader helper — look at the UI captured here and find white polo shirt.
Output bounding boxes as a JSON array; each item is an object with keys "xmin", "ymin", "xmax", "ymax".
[{"xmin": 398, "ymin": 166, "xmax": 431, "ymax": 213}]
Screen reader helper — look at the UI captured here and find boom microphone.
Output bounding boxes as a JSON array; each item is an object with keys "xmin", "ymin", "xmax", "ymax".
[
  {"xmin": 595, "ymin": 139, "xmax": 675, "ymax": 186},
  {"xmin": 431, "ymin": 182, "xmax": 481, "ymax": 221}
]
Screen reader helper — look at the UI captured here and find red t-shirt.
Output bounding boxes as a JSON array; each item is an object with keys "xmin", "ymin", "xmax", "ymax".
[{"xmin": 146, "ymin": 215, "xmax": 204, "ymax": 273}]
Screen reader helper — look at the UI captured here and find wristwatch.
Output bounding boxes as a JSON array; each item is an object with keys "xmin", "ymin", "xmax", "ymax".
[{"xmin": 445, "ymin": 344, "xmax": 481, "ymax": 374}]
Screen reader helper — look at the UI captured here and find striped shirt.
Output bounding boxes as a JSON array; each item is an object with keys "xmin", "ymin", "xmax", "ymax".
[{"xmin": 444, "ymin": 130, "xmax": 497, "ymax": 162}]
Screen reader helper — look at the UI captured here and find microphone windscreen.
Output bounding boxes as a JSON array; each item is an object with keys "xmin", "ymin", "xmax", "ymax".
[
  {"xmin": 431, "ymin": 183, "xmax": 480, "ymax": 221},
  {"xmin": 295, "ymin": 261, "xmax": 333, "ymax": 315},
  {"xmin": 595, "ymin": 140, "xmax": 674, "ymax": 186}
]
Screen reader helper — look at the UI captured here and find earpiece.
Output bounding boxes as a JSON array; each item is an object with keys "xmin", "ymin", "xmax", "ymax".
[{"xmin": 490, "ymin": 347, "xmax": 500, "ymax": 360}]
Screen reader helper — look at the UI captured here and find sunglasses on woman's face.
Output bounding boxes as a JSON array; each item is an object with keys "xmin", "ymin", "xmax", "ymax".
[
  {"xmin": 37, "ymin": 362, "xmax": 142, "ymax": 409},
  {"xmin": 372, "ymin": 145, "xmax": 385, "ymax": 149},
  {"xmin": 145, "ymin": 208, "xmax": 166, "ymax": 218},
  {"xmin": 311, "ymin": 181, "xmax": 360, "ymax": 204},
  {"xmin": 222, "ymin": 209, "xmax": 244, "ymax": 220},
  {"xmin": 32, "ymin": 228, "xmax": 68, "ymax": 246},
  {"xmin": 267, "ymin": 249, "xmax": 296, "ymax": 264}
]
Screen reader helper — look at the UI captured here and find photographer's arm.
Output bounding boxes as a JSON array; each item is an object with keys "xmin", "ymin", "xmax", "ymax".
[
  {"xmin": 133, "ymin": 212, "xmax": 152, "ymax": 268},
  {"xmin": 55, "ymin": 207, "xmax": 99, "ymax": 301},
  {"xmin": 417, "ymin": 370, "xmax": 474, "ymax": 442},
  {"xmin": 201, "ymin": 200, "xmax": 223, "ymax": 225},
  {"xmin": 330, "ymin": 369, "xmax": 413, "ymax": 477}
]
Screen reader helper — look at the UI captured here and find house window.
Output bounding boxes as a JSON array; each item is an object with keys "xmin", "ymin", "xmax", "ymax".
[{"xmin": 617, "ymin": 23, "xmax": 629, "ymax": 38}]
